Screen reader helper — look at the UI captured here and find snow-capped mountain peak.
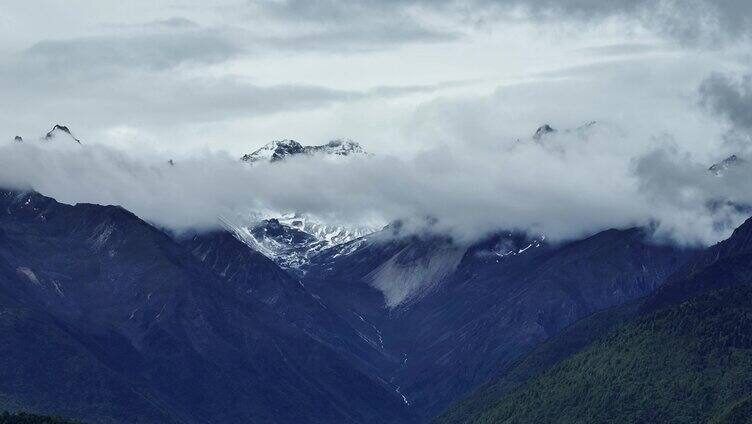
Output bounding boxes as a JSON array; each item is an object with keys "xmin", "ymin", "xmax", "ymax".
[
  {"xmin": 708, "ymin": 154, "xmax": 743, "ymax": 176},
  {"xmin": 43, "ymin": 124, "xmax": 81, "ymax": 144},
  {"xmin": 240, "ymin": 139, "xmax": 305, "ymax": 163},
  {"xmin": 241, "ymin": 138, "xmax": 369, "ymax": 163},
  {"xmin": 310, "ymin": 139, "xmax": 367, "ymax": 156},
  {"xmin": 221, "ymin": 211, "xmax": 380, "ymax": 273}
]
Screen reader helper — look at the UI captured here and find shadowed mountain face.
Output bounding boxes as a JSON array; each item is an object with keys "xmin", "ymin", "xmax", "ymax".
[
  {"xmin": 435, "ymin": 213, "xmax": 752, "ymax": 424},
  {"xmin": 0, "ymin": 187, "xmax": 701, "ymax": 423},
  {"xmin": 643, "ymin": 215, "xmax": 752, "ymax": 312},
  {"xmin": 0, "ymin": 411, "xmax": 82, "ymax": 424},
  {"xmin": 0, "ymin": 190, "xmax": 412, "ymax": 424},
  {"xmin": 301, "ymin": 225, "xmax": 695, "ymax": 420},
  {"xmin": 176, "ymin": 229, "xmax": 400, "ymax": 379}
]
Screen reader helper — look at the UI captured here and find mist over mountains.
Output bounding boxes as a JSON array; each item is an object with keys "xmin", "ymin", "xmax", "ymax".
[
  {"xmin": 5, "ymin": 2, "xmax": 752, "ymax": 422},
  {"xmin": 3, "ymin": 122, "xmax": 749, "ymax": 247}
]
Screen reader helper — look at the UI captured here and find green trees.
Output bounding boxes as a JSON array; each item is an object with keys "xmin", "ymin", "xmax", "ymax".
[
  {"xmin": 0, "ymin": 412, "xmax": 82, "ymax": 424},
  {"xmin": 445, "ymin": 285, "xmax": 752, "ymax": 423}
]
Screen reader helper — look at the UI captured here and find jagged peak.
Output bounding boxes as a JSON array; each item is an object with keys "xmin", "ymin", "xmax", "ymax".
[
  {"xmin": 579, "ymin": 120, "xmax": 597, "ymax": 129},
  {"xmin": 44, "ymin": 124, "xmax": 81, "ymax": 144},
  {"xmin": 240, "ymin": 139, "xmax": 306, "ymax": 163},
  {"xmin": 708, "ymin": 154, "xmax": 743, "ymax": 176},
  {"xmin": 241, "ymin": 138, "xmax": 368, "ymax": 163},
  {"xmin": 13, "ymin": 136, "xmax": 22, "ymax": 143},
  {"xmin": 325, "ymin": 138, "xmax": 359, "ymax": 148},
  {"xmin": 313, "ymin": 139, "xmax": 367, "ymax": 156},
  {"xmin": 533, "ymin": 124, "xmax": 556, "ymax": 140},
  {"xmin": 269, "ymin": 139, "xmax": 304, "ymax": 148}
]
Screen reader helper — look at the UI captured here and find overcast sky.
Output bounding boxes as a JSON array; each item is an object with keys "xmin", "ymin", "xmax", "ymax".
[
  {"xmin": 3, "ymin": 0, "xmax": 747, "ymax": 156},
  {"xmin": 2, "ymin": 0, "xmax": 752, "ymax": 244}
]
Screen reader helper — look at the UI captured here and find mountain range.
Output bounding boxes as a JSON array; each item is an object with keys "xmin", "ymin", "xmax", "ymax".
[
  {"xmin": 2, "ymin": 124, "xmax": 752, "ymax": 423},
  {"xmin": 13, "ymin": 125, "xmax": 81, "ymax": 145}
]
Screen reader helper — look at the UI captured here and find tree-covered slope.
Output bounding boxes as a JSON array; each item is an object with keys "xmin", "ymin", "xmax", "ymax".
[
  {"xmin": 459, "ymin": 284, "xmax": 752, "ymax": 423},
  {"xmin": 433, "ymin": 303, "xmax": 640, "ymax": 424},
  {"xmin": 0, "ymin": 412, "xmax": 81, "ymax": 424}
]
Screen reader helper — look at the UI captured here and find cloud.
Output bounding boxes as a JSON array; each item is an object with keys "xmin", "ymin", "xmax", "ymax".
[
  {"xmin": 0, "ymin": 118, "xmax": 746, "ymax": 247},
  {"xmin": 0, "ymin": 69, "xmax": 359, "ymax": 130},
  {"xmin": 575, "ymin": 42, "xmax": 668, "ymax": 58},
  {"xmin": 631, "ymin": 144, "xmax": 752, "ymax": 243},
  {"xmin": 250, "ymin": 0, "xmax": 752, "ymax": 46},
  {"xmin": 0, "ymin": 62, "xmax": 476, "ymax": 135},
  {"xmin": 248, "ymin": 0, "xmax": 462, "ymax": 51},
  {"xmin": 0, "ymin": 12, "xmax": 478, "ymax": 141},
  {"xmin": 699, "ymin": 72, "xmax": 752, "ymax": 134},
  {"xmin": 21, "ymin": 25, "xmax": 241, "ymax": 74}
]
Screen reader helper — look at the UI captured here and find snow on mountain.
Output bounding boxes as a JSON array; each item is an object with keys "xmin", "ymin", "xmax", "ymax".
[
  {"xmin": 240, "ymin": 139, "xmax": 306, "ymax": 163},
  {"xmin": 9, "ymin": 127, "xmax": 375, "ymax": 273},
  {"xmin": 43, "ymin": 124, "xmax": 81, "ymax": 144},
  {"xmin": 221, "ymin": 212, "xmax": 380, "ymax": 273},
  {"xmin": 234, "ymin": 138, "xmax": 375, "ymax": 269},
  {"xmin": 279, "ymin": 212, "xmax": 375, "ymax": 245},
  {"xmin": 483, "ymin": 233, "xmax": 546, "ymax": 259},
  {"xmin": 708, "ymin": 154, "xmax": 743, "ymax": 176},
  {"xmin": 241, "ymin": 138, "xmax": 368, "ymax": 163},
  {"xmin": 308, "ymin": 139, "xmax": 367, "ymax": 157}
]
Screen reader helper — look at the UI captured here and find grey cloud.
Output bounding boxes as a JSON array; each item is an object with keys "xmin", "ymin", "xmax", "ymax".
[
  {"xmin": 148, "ymin": 17, "xmax": 201, "ymax": 29},
  {"xmin": 367, "ymin": 79, "xmax": 479, "ymax": 97},
  {"xmin": 255, "ymin": 27, "xmax": 461, "ymax": 53},
  {"xmin": 0, "ymin": 23, "xmax": 340, "ymax": 133},
  {"xmin": 0, "ymin": 121, "xmax": 742, "ymax": 247},
  {"xmin": 251, "ymin": 0, "xmax": 752, "ymax": 46},
  {"xmin": 632, "ymin": 144, "xmax": 752, "ymax": 242},
  {"xmin": 575, "ymin": 43, "xmax": 668, "ymax": 58},
  {"xmin": 699, "ymin": 73, "xmax": 752, "ymax": 134},
  {"xmin": 0, "ymin": 73, "xmax": 359, "ymax": 129},
  {"xmin": 248, "ymin": 0, "xmax": 462, "ymax": 51},
  {"xmin": 0, "ymin": 13, "xmax": 471, "ymax": 133},
  {"xmin": 519, "ymin": 0, "xmax": 752, "ymax": 44},
  {"xmin": 22, "ymin": 30, "xmax": 240, "ymax": 72},
  {"xmin": 0, "ymin": 52, "xmax": 471, "ymax": 133}
]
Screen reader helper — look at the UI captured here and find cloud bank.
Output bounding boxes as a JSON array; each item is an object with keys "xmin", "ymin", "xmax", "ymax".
[
  {"xmin": 1, "ymin": 121, "xmax": 748, "ymax": 247},
  {"xmin": 252, "ymin": 0, "xmax": 752, "ymax": 46}
]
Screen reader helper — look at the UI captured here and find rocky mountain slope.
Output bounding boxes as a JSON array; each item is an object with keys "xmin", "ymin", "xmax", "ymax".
[{"xmin": 0, "ymin": 189, "xmax": 411, "ymax": 424}]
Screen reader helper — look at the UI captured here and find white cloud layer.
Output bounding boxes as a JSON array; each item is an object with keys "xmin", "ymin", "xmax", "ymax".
[{"xmin": 1, "ymin": 119, "xmax": 748, "ymax": 247}]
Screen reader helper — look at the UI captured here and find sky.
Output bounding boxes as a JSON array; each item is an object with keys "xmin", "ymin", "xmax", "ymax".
[{"xmin": 2, "ymin": 0, "xmax": 752, "ymax": 245}]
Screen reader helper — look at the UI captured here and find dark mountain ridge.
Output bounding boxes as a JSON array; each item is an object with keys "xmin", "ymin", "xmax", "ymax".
[
  {"xmin": 0, "ymin": 189, "xmax": 411, "ymax": 424},
  {"xmin": 435, "ymin": 211, "xmax": 752, "ymax": 424}
]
